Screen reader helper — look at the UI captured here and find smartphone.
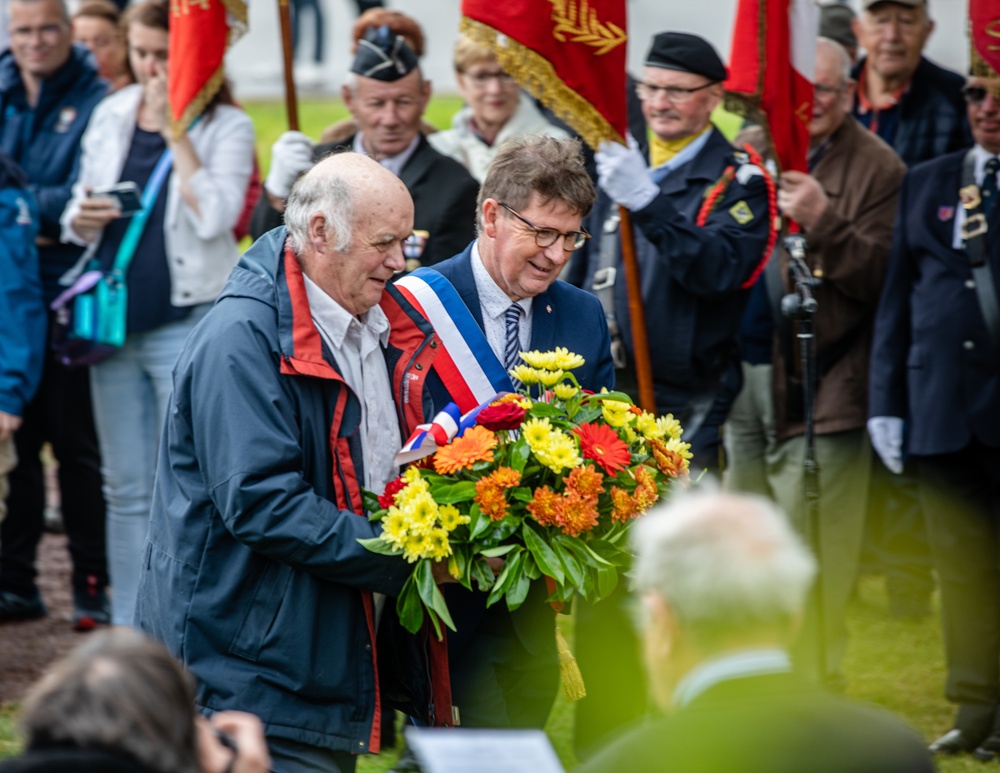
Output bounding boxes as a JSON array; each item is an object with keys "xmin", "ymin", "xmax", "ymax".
[{"xmin": 89, "ymin": 181, "xmax": 143, "ymax": 216}]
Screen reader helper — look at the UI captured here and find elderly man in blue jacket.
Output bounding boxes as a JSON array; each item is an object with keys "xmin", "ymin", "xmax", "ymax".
[
  {"xmin": 136, "ymin": 154, "xmax": 451, "ymax": 773},
  {"xmin": 0, "ymin": 0, "xmax": 109, "ymax": 630}
]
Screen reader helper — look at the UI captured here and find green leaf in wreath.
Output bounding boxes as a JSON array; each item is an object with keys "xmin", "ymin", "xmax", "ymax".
[
  {"xmin": 397, "ymin": 577, "xmax": 425, "ymax": 635},
  {"xmin": 510, "ymin": 486, "xmax": 534, "ymax": 503},
  {"xmin": 587, "ymin": 539, "xmax": 632, "ymax": 567},
  {"xmin": 469, "ymin": 503, "xmax": 491, "ymax": 540},
  {"xmin": 596, "ymin": 565, "xmax": 619, "ymax": 598},
  {"xmin": 558, "ymin": 546, "xmax": 585, "ymax": 589},
  {"xmin": 479, "ymin": 544, "xmax": 518, "ymax": 558},
  {"xmin": 527, "ymin": 401, "xmax": 565, "ymax": 418},
  {"xmin": 506, "ymin": 559, "xmax": 531, "ymax": 611},
  {"xmin": 357, "ymin": 537, "xmax": 401, "ymax": 556},
  {"xmin": 431, "ymin": 480, "xmax": 477, "ymax": 504},
  {"xmin": 471, "ymin": 555, "xmax": 498, "ymax": 591},
  {"xmin": 486, "ymin": 551, "xmax": 521, "ymax": 608},
  {"xmin": 509, "ymin": 437, "xmax": 530, "ymax": 473},
  {"xmin": 522, "ymin": 522, "xmax": 565, "ymax": 584},
  {"xmin": 415, "ymin": 560, "xmax": 456, "ymax": 634},
  {"xmin": 522, "ymin": 552, "xmax": 541, "ymax": 580}
]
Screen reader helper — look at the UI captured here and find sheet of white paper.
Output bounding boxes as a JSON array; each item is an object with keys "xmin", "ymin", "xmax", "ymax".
[{"xmin": 405, "ymin": 728, "xmax": 566, "ymax": 773}]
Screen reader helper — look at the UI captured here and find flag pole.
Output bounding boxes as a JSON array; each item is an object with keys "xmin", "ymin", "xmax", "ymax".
[
  {"xmin": 617, "ymin": 206, "xmax": 656, "ymax": 412},
  {"xmin": 277, "ymin": 0, "xmax": 300, "ymax": 131}
]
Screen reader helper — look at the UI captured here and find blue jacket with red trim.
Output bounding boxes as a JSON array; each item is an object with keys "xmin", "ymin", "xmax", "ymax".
[{"xmin": 135, "ymin": 227, "xmax": 426, "ymax": 754}]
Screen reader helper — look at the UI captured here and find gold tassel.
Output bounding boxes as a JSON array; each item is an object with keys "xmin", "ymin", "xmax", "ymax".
[{"xmin": 556, "ymin": 626, "xmax": 586, "ymax": 701}]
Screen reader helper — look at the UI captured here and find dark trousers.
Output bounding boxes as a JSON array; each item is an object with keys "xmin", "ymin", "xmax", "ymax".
[
  {"xmin": 267, "ymin": 737, "xmax": 357, "ymax": 773},
  {"xmin": 916, "ymin": 441, "xmax": 1000, "ymax": 737},
  {"xmin": 0, "ymin": 351, "xmax": 106, "ymax": 597}
]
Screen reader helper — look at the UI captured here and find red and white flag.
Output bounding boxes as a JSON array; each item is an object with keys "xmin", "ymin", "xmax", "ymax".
[
  {"xmin": 168, "ymin": 0, "xmax": 247, "ymax": 137},
  {"xmin": 725, "ymin": 0, "xmax": 818, "ymax": 174}
]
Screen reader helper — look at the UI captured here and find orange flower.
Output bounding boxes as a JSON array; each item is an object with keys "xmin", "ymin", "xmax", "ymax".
[
  {"xmin": 632, "ymin": 465, "xmax": 659, "ymax": 511},
  {"xmin": 474, "ymin": 467, "xmax": 521, "ymax": 521},
  {"xmin": 564, "ymin": 465, "xmax": 604, "ymax": 502},
  {"xmin": 527, "ymin": 485, "xmax": 561, "ymax": 527},
  {"xmin": 610, "ymin": 486, "xmax": 639, "ymax": 524},
  {"xmin": 555, "ymin": 491, "xmax": 600, "ymax": 537},
  {"xmin": 628, "ymin": 405, "xmax": 644, "ymax": 416},
  {"xmin": 650, "ymin": 439, "xmax": 689, "ymax": 478},
  {"xmin": 489, "ymin": 467, "xmax": 522, "ymax": 489},
  {"xmin": 573, "ymin": 422, "xmax": 631, "ymax": 475},
  {"xmin": 434, "ymin": 425, "xmax": 497, "ymax": 474}
]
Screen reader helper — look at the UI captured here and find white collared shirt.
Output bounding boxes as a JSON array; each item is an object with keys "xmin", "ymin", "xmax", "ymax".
[
  {"xmin": 671, "ymin": 648, "xmax": 793, "ymax": 710},
  {"xmin": 352, "ymin": 133, "xmax": 420, "ymax": 178},
  {"xmin": 302, "ymin": 274, "xmax": 401, "ymax": 496},
  {"xmin": 470, "ymin": 240, "xmax": 533, "ymax": 364},
  {"xmin": 953, "ymin": 144, "xmax": 999, "ymax": 249}
]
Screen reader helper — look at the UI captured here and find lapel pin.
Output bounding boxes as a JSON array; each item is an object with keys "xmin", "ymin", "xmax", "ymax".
[
  {"xmin": 938, "ymin": 206, "xmax": 955, "ymax": 221},
  {"xmin": 546, "ymin": 305, "xmax": 552, "ymax": 313}
]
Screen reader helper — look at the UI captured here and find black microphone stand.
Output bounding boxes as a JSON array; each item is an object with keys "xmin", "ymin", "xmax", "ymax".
[{"xmin": 780, "ymin": 233, "xmax": 827, "ymax": 684}]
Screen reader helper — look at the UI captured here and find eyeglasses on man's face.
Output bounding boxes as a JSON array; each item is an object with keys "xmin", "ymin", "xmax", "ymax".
[
  {"xmin": 499, "ymin": 202, "xmax": 590, "ymax": 252},
  {"xmin": 634, "ymin": 80, "xmax": 717, "ymax": 104},
  {"xmin": 963, "ymin": 85, "xmax": 999, "ymax": 106}
]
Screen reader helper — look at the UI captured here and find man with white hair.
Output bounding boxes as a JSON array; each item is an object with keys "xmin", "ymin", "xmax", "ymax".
[
  {"xmin": 577, "ymin": 490, "xmax": 933, "ymax": 773},
  {"xmin": 135, "ymin": 154, "xmax": 450, "ymax": 773}
]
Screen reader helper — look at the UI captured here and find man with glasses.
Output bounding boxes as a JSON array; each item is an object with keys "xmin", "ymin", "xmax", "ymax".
[
  {"xmin": 727, "ymin": 38, "xmax": 905, "ymax": 688},
  {"xmin": 251, "ymin": 20, "xmax": 479, "ymax": 269},
  {"xmin": 567, "ymin": 31, "xmax": 772, "ymax": 758},
  {"xmin": 428, "ymin": 35, "xmax": 568, "ymax": 183},
  {"xmin": 868, "ymin": 62, "xmax": 1000, "ymax": 759},
  {"xmin": 851, "ymin": 0, "xmax": 970, "ymax": 167},
  {"xmin": 0, "ymin": 0, "xmax": 109, "ymax": 630},
  {"xmin": 402, "ymin": 134, "xmax": 613, "ymax": 731}
]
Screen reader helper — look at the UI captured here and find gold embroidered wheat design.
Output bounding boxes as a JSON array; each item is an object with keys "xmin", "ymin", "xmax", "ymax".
[{"xmin": 548, "ymin": 0, "xmax": 626, "ymax": 56}]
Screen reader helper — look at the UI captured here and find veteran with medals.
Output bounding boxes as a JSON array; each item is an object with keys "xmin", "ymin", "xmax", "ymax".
[
  {"xmin": 868, "ymin": 36, "xmax": 1000, "ymax": 758},
  {"xmin": 567, "ymin": 31, "xmax": 773, "ymax": 756}
]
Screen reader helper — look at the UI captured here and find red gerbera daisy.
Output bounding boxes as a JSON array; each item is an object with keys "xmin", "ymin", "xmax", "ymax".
[{"xmin": 573, "ymin": 422, "xmax": 631, "ymax": 475}]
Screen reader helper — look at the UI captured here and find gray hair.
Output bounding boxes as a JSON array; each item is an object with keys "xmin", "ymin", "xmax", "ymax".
[
  {"xmin": 284, "ymin": 152, "xmax": 355, "ymax": 255},
  {"xmin": 632, "ymin": 489, "xmax": 816, "ymax": 650},
  {"xmin": 817, "ymin": 37, "xmax": 852, "ymax": 85},
  {"xmin": 19, "ymin": 629, "xmax": 201, "ymax": 773}
]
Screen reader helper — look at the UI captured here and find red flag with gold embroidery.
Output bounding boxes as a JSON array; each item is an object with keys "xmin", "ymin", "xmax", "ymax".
[
  {"xmin": 460, "ymin": 0, "xmax": 627, "ymax": 149},
  {"xmin": 168, "ymin": 0, "xmax": 247, "ymax": 137},
  {"xmin": 970, "ymin": 0, "xmax": 1000, "ymax": 86},
  {"xmin": 724, "ymin": 0, "xmax": 817, "ymax": 174}
]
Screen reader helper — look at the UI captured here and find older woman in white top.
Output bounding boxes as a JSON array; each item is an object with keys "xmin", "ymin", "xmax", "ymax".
[{"xmin": 428, "ymin": 36, "xmax": 568, "ymax": 183}]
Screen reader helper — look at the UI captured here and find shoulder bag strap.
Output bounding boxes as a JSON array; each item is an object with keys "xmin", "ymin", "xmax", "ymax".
[{"xmin": 109, "ymin": 146, "xmax": 174, "ymax": 274}]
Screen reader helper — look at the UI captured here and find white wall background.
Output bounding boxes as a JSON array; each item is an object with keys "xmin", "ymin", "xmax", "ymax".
[{"xmin": 223, "ymin": 0, "xmax": 970, "ymax": 99}]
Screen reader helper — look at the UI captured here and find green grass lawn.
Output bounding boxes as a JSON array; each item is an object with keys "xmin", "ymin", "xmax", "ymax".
[{"xmin": 0, "ymin": 576, "xmax": 984, "ymax": 771}]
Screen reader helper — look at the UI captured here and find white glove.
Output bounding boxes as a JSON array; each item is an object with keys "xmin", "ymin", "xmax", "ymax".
[
  {"xmin": 265, "ymin": 131, "xmax": 315, "ymax": 199},
  {"xmin": 596, "ymin": 138, "xmax": 658, "ymax": 211},
  {"xmin": 867, "ymin": 416, "xmax": 904, "ymax": 474}
]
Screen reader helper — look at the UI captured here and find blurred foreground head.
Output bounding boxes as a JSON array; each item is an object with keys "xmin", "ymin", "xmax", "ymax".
[
  {"xmin": 18, "ymin": 629, "xmax": 201, "ymax": 773},
  {"xmin": 632, "ymin": 490, "xmax": 816, "ymax": 708}
]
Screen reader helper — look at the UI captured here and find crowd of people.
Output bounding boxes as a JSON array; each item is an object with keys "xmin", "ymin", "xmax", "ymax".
[{"xmin": 0, "ymin": 0, "xmax": 998, "ymax": 770}]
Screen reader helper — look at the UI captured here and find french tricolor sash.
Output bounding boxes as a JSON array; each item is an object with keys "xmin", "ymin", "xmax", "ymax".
[{"xmin": 393, "ymin": 268, "xmax": 513, "ymax": 411}]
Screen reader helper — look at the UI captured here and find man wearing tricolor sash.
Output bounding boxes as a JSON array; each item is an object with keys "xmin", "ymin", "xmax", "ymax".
[{"xmin": 383, "ymin": 134, "xmax": 614, "ymax": 730}]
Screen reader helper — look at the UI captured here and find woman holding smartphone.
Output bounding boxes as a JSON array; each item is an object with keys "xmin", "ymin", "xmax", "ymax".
[{"xmin": 61, "ymin": 0, "xmax": 254, "ymax": 627}]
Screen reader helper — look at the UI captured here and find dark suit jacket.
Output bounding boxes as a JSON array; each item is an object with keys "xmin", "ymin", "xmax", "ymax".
[
  {"xmin": 427, "ymin": 244, "xmax": 615, "ymax": 728},
  {"xmin": 249, "ymin": 134, "xmax": 480, "ymax": 267},
  {"xmin": 578, "ymin": 672, "xmax": 933, "ymax": 773},
  {"xmin": 869, "ymin": 148, "xmax": 1000, "ymax": 456}
]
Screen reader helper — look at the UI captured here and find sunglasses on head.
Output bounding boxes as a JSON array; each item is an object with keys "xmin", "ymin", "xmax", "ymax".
[{"xmin": 963, "ymin": 85, "xmax": 996, "ymax": 105}]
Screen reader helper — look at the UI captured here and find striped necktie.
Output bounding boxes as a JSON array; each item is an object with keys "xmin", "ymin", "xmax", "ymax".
[{"xmin": 504, "ymin": 303, "xmax": 523, "ymax": 389}]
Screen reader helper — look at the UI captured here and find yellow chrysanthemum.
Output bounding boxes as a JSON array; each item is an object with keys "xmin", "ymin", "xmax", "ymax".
[
  {"xmin": 509, "ymin": 365, "xmax": 541, "ymax": 385},
  {"xmin": 664, "ymin": 436, "xmax": 694, "ymax": 460},
  {"xmin": 438, "ymin": 504, "xmax": 470, "ymax": 532},
  {"xmin": 535, "ymin": 431, "xmax": 582, "ymax": 474},
  {"xmin": 402, "ymin": 532, "xmax": 430, "ymax": 563},
  {"xmin": 448, "ymin": 556, "xmax": 461, "ymax": 579},
  {"xmin": 548, "ymin": 347, "xmax": 585, "ymax": 370},
  {"xmin": 402, "ymin": 492, "xmax": 439, "ymax": 533},
  {"xmin": 402, "ymin": 466, "xmax": 422, "ymax": 484},
  {"xmin": 522, "ymin": 417, "xmax": 553, "ymax": 447},
  {"xmin": 491, "ymin": 394, "xmax": 532, "ymax": 409},
  {"xmin": 427, "ymin": 528, "xmax": 452, "ymax": 560},
  {"xmin": 657, "ymin": 414, "xmax": 683, "ymax": 440},
  {"xmin": 624, "ymin": 426, "xmax": 643, "ymax": 445},
  {"xmin": 519, "ymin": 350, "xmax": 557, "ymax": 369},
  {"xmin": 394, "ymin": 477, "xmax": 430, "ymax": 506},
  {"xmin": 381, "ymin": 510, "xmax": 408, "ymax": 550},
  {"xmin": 634, "ymin": 411, "xmax": 662, "ymax": 440},
  {"xmin": 553, "ymin": 383, "xmax": 578, "ymax": 400},
  {"xmin": 601, "ymin": 400, "xmax": 633, "ymax": 428},
  {"xmin": 535, "ymin": 369, "xmax": 566, "ymax": 387}
]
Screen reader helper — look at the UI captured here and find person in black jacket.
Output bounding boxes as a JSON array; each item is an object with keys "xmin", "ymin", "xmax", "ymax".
[
  {"xmin": 851, "ymin": 0, "xmax": 971, "ymax": 168},
  {"xmin": 250, "ymin": 23, "xmax": 479, "ymax": 269}
]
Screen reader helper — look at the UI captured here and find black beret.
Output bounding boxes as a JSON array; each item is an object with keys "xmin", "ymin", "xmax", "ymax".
[
  {"xmin": 645, "ymin": 32, "xmax": 728, "ymax": 82},
  {"xmin": 350, "ymin": 25, "xmax": 419, "ymax": 82}
]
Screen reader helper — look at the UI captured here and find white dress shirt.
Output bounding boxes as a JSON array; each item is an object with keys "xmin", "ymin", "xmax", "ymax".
[
  {"xmin": 470, "ymin": 241, "xmax": 533, "ymax": 364},
  {"xmin": 302, "ymin": 274, "xmax": 401, "ymax": 496},
  {"xmin": 352, "ymin": 133, "xmax": 420, "ymax": 178}
]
